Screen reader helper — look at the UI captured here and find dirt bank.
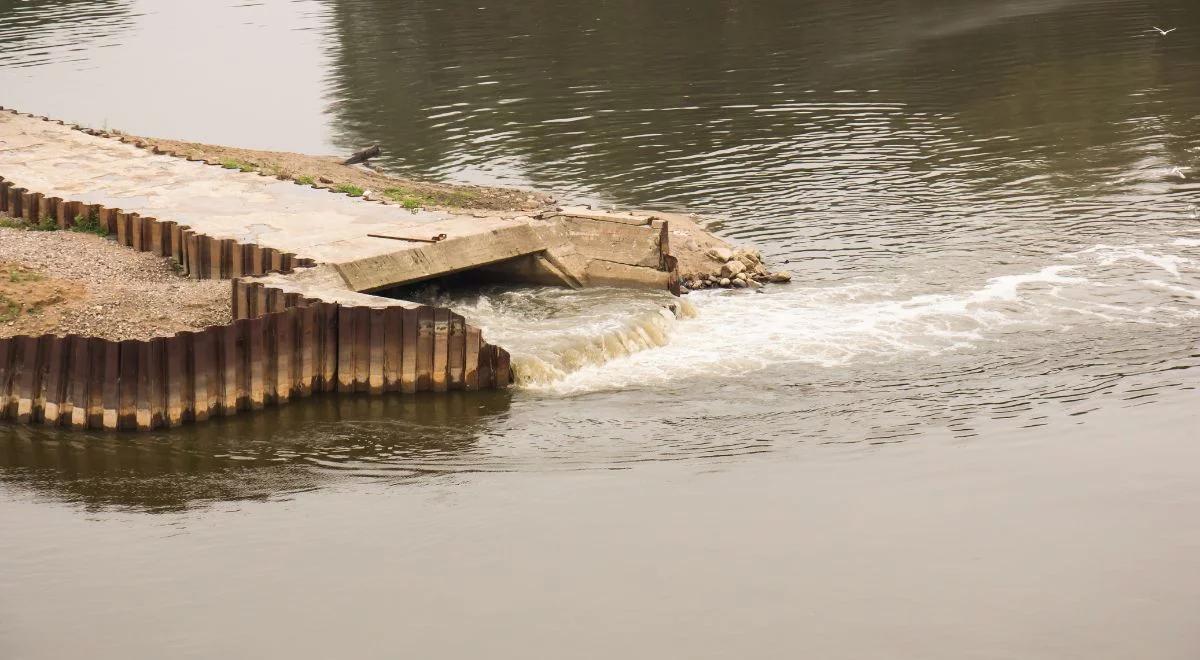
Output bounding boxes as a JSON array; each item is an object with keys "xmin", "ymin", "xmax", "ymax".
[
  {"xmin": 113, "ymin": 132, "xmax": 553, "ymax": 213},
  {"xmin": 0, "ymin": 227, "xmax": 230, "ymax": 340}
]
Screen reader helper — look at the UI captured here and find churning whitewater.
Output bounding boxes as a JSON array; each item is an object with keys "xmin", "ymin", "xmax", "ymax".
[{"xmin": 426, "ymin": 237, "xmax": 1199, "ymax": 395}]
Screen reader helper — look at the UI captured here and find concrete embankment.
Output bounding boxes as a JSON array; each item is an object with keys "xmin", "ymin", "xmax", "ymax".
[{"xmin": 0, "ymin": 106, "xmax": 773, "ymax": 430}]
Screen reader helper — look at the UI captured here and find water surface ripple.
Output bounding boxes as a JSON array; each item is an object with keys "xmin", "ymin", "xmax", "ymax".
[{"xmin": 0, "ymin": 0, "xmax": 1197, "ymax": 504}]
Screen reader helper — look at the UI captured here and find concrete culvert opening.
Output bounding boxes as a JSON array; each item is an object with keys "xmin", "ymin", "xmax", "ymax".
[
  {"xmin": 373, "ymin": 258, "xmax": 698, "ymax": 390},
  {"xmin": 371, "ymin": 251, "xmax": 584, "ymax": 300}
]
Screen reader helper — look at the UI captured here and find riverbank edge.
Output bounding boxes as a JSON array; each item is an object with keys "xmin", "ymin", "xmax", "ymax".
[{"xmin": 25, "ymin": 106, "xmax": 789, "ymax": 290}]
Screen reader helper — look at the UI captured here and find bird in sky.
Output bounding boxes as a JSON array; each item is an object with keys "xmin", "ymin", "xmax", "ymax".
[
  {"xmin": 1150, "ymin": 26, "xmax": 1177, "ymax": 36},
  {"xmin": 1169, "ymin": 167, "xmax": 1188, "ymax": 180}
]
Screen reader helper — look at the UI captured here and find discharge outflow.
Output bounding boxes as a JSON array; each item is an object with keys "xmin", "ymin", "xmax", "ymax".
[{"xmin": 433, "ymin": 236, "xmax": 1199, "ymax": 396}]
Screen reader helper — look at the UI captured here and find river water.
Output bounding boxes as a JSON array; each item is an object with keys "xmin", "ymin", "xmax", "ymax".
[{"xmin": 2, "ymin": 1, "xmax": 1199, "ymax": 658}]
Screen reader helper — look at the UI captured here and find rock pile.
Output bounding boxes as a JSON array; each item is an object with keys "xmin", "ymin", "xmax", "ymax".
[{"xmin": 680, "ymin": 246, "xmax": 792, "ymax": 293}]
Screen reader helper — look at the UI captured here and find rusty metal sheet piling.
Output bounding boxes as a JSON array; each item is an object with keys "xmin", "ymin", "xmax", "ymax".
[{"xmin": 2, "ymin": 155, "xmax": 513, "ymax": 433}]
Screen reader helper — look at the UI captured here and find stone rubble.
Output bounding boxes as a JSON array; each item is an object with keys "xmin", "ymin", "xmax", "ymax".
[{"xmin": 679, "ymin": 246, "xmax": 792, "ymax": 293}]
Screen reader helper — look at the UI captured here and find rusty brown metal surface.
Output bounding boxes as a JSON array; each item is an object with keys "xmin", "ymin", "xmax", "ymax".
[{"xmin": 0, "ymin": 288, "xmax": 513, "ymax": 432}]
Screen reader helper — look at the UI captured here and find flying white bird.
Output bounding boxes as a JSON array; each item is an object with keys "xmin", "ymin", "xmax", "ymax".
[
  {"xmin": 1170, "ymin": 167, "xmax": 1188, "ymax": 180},
  {"xmin": 1150, "ymin": 26, "xmax": 1177, "ymax": 35}
]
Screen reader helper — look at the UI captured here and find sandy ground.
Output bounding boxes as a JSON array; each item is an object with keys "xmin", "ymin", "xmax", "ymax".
[
  {"xmin": 0, "ymin": 227, "xmax": 230, "ymax": 340},
  {"xmin": 118, "ymin": 133, "xmax": 553, "ymax": 213}
]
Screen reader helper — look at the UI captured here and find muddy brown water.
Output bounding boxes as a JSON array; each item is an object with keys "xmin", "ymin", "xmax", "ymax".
[{"xmin": 2, "ymin": 1, "xmax": 1199, "ymax": 658}]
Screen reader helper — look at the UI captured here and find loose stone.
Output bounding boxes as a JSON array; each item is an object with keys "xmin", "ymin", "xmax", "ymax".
[
  {"xmin": 707, "ymin": 246, "xmax": 734, "ymax": 262},
  {"xmin": 734, "ymin": 247, "xmax": 762, "ymax": 263},
  {"xmin": 721, "ymin": 260, "xmax": 746, "ymax": 278}
]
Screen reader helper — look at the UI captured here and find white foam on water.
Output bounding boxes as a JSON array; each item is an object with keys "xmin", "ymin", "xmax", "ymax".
[
  {"xmin": 502, "ymin": 240, "xmax": 1200, "ymax": 394},
  {"xmin": 1144, "ymin": 279, "xmax": 1200, "ymax": 302},
  {"xmin": 512, "ymin": 304, "xmax": 690, "ymax": 387},
  {"xmin": 437, "ymin": 240, "xmax": 1199, "ymax": 395},
  {"xmin": 529, "ymin": 269, "xmax": 1078, "ymax": 394},
  {"xmin": 1075, "ymin": 244, "xmax": 1194, "ymax": 278},
  {"xmin": 438, "ymin": 287, "xmax": 698, "ymax": 388}
]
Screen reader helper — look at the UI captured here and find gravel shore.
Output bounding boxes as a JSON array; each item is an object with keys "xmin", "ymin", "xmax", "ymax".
[{"xmin": 0, "ymin": 227, "xmax": 230, "ymax": 340}]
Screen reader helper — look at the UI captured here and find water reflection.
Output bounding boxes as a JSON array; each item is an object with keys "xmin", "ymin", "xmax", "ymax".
[
  {"xmin": 4, "ymin": 310, "xmax": 1193, "ymax": 512},
  {"xmin": 0, "ymin": 0, "xmax": 133, "ymax": 70},
  {"xmin": 0, "ymin": 392, "xmax": 511, "ymax": 511},
  {"xmin": 323, "ymin": 0, "xmax": 1200, "ymax": 235},
  {"xmin": 0, "ymin": 0, "xmax": 1197, "ymax": 510},
  {"xmin": 0, "ymin": 0, "xmax": 334, "ymax": 152}
]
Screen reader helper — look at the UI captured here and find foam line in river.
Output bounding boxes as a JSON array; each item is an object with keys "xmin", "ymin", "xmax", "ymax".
[{"xmin": 445, "ymin": 239, "xmax": 1199, "ymax": 395}]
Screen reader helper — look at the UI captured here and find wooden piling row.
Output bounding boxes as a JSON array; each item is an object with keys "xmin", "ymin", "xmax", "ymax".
[
  {"xmin": 0, "ymin": 174, "xmax": 315, "ymax": 279},
  {"xmin": 0, "ymin": 294, "xmax": 510, "ymax": 431}
]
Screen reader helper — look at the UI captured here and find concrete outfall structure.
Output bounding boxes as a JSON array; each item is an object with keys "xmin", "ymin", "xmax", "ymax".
[{"xmin": 0, "ymin": 107, "xmax": 788, "ymax": 431}]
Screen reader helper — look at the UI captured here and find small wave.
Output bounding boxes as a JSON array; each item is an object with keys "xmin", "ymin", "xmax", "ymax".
[
  {"xmin": 421, "ymin": 239, "xmax": 1198, "ymax": 395},
  {"xmin": 528, "ymin": 241, "xmax": 1199, "ymax": 394},
  {"xmin": 514, "ymin": 301, "xmax": 696, "ymax": 387}
]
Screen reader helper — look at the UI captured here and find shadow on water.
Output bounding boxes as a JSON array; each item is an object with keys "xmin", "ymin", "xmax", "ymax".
[{"xmin": 0, "ymin": 390, "xmax": 512, "ymax": 512}]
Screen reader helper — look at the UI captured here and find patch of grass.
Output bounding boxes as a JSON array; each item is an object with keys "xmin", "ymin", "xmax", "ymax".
[
  {"xmin": 382, "ymin": 188, "xmax": 433, "ymax": 210},
  {"xmin": 336, "ymin": 183, "xmax": 365, "ymax": 197},
  {"xmin": 8, "ymin": 268, "xmax": 43, "ymax": 284},
  {"xmin": 0, "ymin": 295, "xmax": 19, "ymax": 323},
  {"xmin": 220, "ymin": 158, "xmax": 257, "ymax": 173},
  {"xmin": 0, "ymin": 211, "xmax": 111, "ymax": 235},
  {"xmin": 295, "ymin": 175, "xmax": 315, "ymax": 186},
  {"xmin": 70, "ymin": 211, "xmax": 108, "ymax": 236},
  {"xmin": 0, "ymin": 215, "xmax": 58, "ymax": 231},
  {"xmin": 31, "ymin": 216, "xmax": 59, "ymax": 231}
]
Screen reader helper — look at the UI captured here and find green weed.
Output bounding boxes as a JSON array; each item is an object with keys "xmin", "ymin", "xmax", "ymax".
[
  {"xmin": 382, "ymin": 188, "xmax": 433, "ymax": 210},
  {"xmin": 70, "ymin": 212, "xmax": 108, "ymax": 236},
  {"xmin": 8, "ymin": 269, "xmax": 43, "ymax": 283},
  {"xmin": 336, "ymin": 183, "xmax": 365, "ymax": 197},
  {"xmin": 0, "ymin": 295, "xmax": 18, "ymax": 323},
  {"xmin": 295, "ymin": 175, "xmax": 315, "ymax": 186},
  {"xmin": 220, "ymin": 159, "xmax": 257, "ymax": 173},
  {"xmin": 31, "ymin": 216, "xmax": 58, "ymax": 231},
  {"xmin": 0, "ymin": 215, "xmax": 59, "ymax": 231}
]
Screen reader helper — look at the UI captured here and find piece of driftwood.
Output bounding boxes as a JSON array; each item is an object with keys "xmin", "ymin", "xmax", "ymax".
[{"xmin": 343, "ymin": 145, "xmax": 381, "ymax": 165}]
